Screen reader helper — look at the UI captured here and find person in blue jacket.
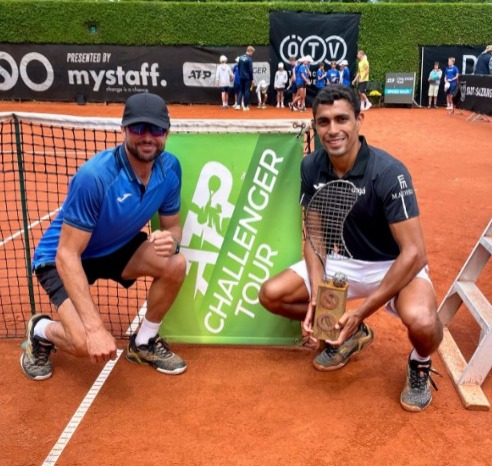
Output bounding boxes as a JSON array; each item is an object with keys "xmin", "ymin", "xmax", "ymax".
[{"xmin": 235, "ymin": 46, "xmax": 256, "ymax": 111}]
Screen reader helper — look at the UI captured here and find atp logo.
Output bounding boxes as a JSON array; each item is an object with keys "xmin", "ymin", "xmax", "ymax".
[
  {"xmin": 278, "ymin": 34, "xmax": 348, "ymax": 65},
  {"xmin": 180, "ymin": 162, "xmax": 235, "ymax": 297}
]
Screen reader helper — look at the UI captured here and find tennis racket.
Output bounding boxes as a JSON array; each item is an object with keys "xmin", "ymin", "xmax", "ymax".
[{"xmin": 304, "ymin": 179, "xmax": 359, "ymax": 341}]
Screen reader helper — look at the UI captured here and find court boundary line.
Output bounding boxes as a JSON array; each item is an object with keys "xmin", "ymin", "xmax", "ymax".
[
  {"xmin": 42, "ymin": 303, "xmax": 147, "ymax": 465},
  {"xmin": 0, "ymin": 207, "xmax": 60, "ymax": 247}
]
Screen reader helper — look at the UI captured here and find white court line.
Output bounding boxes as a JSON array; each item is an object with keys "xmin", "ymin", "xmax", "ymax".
[
  {"xmin": 42, "ymin": 303, "xmax": 147, "ymax": 465},
  {"xmin": 0, "ymin": 207, "xmax": 60, "ymax": 247}
]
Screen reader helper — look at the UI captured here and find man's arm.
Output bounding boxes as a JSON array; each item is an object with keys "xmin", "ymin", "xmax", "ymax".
[
  {"xmin": 301, "ymin": 214, "xmax": 326, "ymax": 336},
  {"xmin": 56, "ymin": 223, "xmax": 117, "ymax": 362},
  {"xmin": 331, "ymin": 216, "xmax": 428, "ymax": 344}
]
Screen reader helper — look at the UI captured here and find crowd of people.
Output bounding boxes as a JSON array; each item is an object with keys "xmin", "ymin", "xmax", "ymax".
[{"xmin": 215, "ymin": 46, "xmax": 374, "ymax": 112}]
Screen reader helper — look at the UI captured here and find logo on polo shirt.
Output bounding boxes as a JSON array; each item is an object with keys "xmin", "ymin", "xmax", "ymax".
[{"xmin": 117, "ymin": 193, "xmax": 132, "ymax": 203}]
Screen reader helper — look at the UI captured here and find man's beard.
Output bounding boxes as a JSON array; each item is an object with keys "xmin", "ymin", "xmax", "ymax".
[{"xmin": 125, "ymin": 141, "xmax": 161, "ymax": 163}]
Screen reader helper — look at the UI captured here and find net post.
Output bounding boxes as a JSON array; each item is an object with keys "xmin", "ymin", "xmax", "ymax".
[{"xmin": 13, "ymin": 114, "xmax": 36, "ymax": 317}]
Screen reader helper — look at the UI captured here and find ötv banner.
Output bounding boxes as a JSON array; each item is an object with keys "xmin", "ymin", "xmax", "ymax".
[
  {"xmin": 163, "ymin": 132, "xmax": 303, "ymax": 345},
  {"xmin": 269, "ymin": 12, "xmax": 360, "ymax": 104}
]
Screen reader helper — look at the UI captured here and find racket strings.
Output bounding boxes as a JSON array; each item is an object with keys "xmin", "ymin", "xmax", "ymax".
[{"xmin": 305, "ymin": 181, "xmax": 359, "ymax": 261}]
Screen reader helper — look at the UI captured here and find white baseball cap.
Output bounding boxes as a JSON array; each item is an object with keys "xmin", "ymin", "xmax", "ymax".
[
  {"xmin": 278, "ymin": 62, "xmax": 284, "ymax": 69},
  {"xmin": 341, "ymin": 60, "xmax": 348, "ymax": 66}
]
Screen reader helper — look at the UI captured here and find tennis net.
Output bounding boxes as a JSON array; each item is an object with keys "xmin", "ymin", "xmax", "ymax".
[{"xmin": 0, "ymin": 112, "xmax": 312, "ymax": 339}]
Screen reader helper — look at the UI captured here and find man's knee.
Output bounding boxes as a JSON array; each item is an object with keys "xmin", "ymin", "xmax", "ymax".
[{"xmin": 156, "ymin": 253, "xmax": 186, "ymax": 284}]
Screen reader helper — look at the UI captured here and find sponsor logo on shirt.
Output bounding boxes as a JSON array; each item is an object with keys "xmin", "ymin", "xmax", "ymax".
[{"xmin": 117, "ymin": 193, "xmax": 132, "ymax": 203}]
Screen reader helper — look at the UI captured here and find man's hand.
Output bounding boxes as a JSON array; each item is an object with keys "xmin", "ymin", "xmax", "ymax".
[
  {"xmin": 326, "ymin": 310, "xmax": 362, "ymax": 346},
  {"xmin": 302, "ymin": 299, "xmax": 317, "ymax": 344},
  {"xmin": 149, "ymin": 230, "xmax": 179, "ymax": 257},
  {"xmin": 86, "ymin": 327, "xmax": 117, "ymax": 364}
]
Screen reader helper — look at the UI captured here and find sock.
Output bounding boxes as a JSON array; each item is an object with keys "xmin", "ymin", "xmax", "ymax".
[
  {"xmin": 135, "ymin": 317, "xmax": 161, "ymax": 346},
  {"xmin": 33, "ymin": 318, "xmax": 53, "ymax": 341},
  {"xmin": 410, "ymin": 348, "xmax": 430, "ymax": 363}
]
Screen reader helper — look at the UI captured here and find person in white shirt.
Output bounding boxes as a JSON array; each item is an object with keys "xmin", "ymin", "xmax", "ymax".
[
  {"xmin": 256, "ymin": 79, "xmax": 269, "ymax": 108},
  {"xmin": 215, "ymin": 55, "xmax": 234, "ymax": 108},
  {"xmin": 274, "ymin": 63, "xmax": 288, "ymax": 108}
]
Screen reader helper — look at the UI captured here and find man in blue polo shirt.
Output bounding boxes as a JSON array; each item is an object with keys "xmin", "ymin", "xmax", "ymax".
[
  {"xmin": 259, "ymin": 85, "xmax": 443, "ymax": 412},
  {"xmin": 21, "ymin": 93, "xmax": 188, "ymax": 381}
]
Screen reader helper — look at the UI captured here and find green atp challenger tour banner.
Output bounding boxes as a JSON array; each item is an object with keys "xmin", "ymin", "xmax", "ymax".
[{"xmin": 162, "ymin": 132, "xmax": 303, "ymax": 345}]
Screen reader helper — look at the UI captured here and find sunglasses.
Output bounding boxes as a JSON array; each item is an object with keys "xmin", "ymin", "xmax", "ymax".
[{"xmin": 127, "ymin": 123, "xmax": 166, "ymax": 137}]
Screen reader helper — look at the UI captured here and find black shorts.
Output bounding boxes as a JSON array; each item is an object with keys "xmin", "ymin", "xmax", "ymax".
[
  {"xmin": 35, "ymin": 232, "xmax": 148, "ymax": 308},
  {"xmin": 358, "ymin": 81, "xmax": 368, "ymax": 94}
]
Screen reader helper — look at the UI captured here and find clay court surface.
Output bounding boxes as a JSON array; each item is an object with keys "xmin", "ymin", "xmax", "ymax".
[{"xmin": 0, "ymin": 100, "xmax": 491, "ymax": 466}]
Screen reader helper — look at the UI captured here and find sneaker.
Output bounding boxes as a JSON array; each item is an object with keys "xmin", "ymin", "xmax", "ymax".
[
  {"xmin": 234, "ymin": 105, "xmax": 241, "ymax": 110},
  {"xmin": 400, "ymin": 357, "xmax": 439, "ymax": 412},
  {"xmin": 433, "ymin": 105, "xmax": 438, "ymax": 109},
  {"xmin": 20, "ymin": 314, "xmax": 55, "ymax": 381},
  {"xmin": 427, "ymin": 105, "xmax": 431, "ymax": 109},
  {"xmin": 313, "ymin": 322, "xmax": 374, "ymax": 371},
  {"xmin": 281, "ymin": 103, "xmax": 285, "ymax": 108},
  {"xmin": 126, "ymin": 333, "xmax": 187, "ymax": 375},
  {"xmin": 276, "ymin": 103, "xmax": 280, "ymax": 108},
  {"xmin": 261, "ymin": 103, "xmax": 267, "ymax": 109},
  {"xmin": 243, "ymin": 106, "xmax": 250, "ymax": 111},
  {"xmin": 365, "ymin": 101, "xmax": 372, "ymax": 111}
]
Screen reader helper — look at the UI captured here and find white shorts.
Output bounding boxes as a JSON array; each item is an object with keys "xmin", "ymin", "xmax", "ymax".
[
  {"xmin": 289, "ymin": 258, "xmax": 432, "ymax": 316},
  {"xmin": 428, "ymin": 83, "xmax": 439, "ymax": 97}
]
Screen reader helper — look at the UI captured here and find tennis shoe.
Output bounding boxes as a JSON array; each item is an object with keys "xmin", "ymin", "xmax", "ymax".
[
  {"xmin": 20, "ymin": 314, "xmax": 55, "ymax": 381},
  {"xmin": 400, "ymin": 356, "xmax": 439, "ymax": 412},
  {"xmin": 126, "ymin": 333, "xmax": 187, "ymax": 375},
  {"xmin": 313, "ymin": 322, "xmax": 374, "ymax": 371}
]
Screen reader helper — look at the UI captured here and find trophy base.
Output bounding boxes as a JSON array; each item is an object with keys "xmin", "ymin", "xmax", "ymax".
[{"xmin": 313, "ymin": 280, "xmax": 348, "ymax": 341}]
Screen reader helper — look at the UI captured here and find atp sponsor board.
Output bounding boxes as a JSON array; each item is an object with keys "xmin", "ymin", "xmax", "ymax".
[
  {"xmin": 162, "ymin": 133, "xmax": 303, "ymax": 345},
  {"xmin": 384, "ymin": 73, "xmax": 416, "ymax": 105}
]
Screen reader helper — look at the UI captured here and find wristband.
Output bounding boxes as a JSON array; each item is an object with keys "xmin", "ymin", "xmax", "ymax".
[{"xmin": 173, "ymin": 237, "xmax": 181, "ymax": 254}]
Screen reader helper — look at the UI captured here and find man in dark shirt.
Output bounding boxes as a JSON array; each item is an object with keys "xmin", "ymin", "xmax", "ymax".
[
  {"xmin": 259, "ymin": 84, "xmax": 443, "ymax": 412},
  {"xmin": 235, "ymin": 45, "xmax": 255, "ymax": 111},
  {"xmin": 474, "ymin": 45, "xmax": 492, "ymax": 75}
]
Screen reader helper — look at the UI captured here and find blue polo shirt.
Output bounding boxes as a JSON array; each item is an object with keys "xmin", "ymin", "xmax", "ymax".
[
  {"xmin": 33, "ymin": 144, "xmax": 181, "ymax": 268},
  {"xmin": 300, "ymin": 137, "xmax": 419, "ymax": 261}
]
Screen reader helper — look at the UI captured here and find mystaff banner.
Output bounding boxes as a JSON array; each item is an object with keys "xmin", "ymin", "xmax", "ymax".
[
  {"xmin": 162, "ymin": 132, "xmax": 303, "ymax": 345},
  {"xmin": 269, "ymin": 12, "xmax": 360, "ymax": 105},
  {"xmin": 0, "ymin": 43, "xmax": 269, "ymax": 104},
  {"xmin": 418, "ymin": 45, "xmax": 484, "ymax": 107}
]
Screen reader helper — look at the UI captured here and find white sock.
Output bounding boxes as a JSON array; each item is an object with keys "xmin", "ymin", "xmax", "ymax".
[
  {"xmin": 410, "ymin": 348, "xmax": 430, "ymax": 363},
  {"xmin": 135, "ymin": 317, "xmax": 161, "ymax": 346},
  {"xmin": 33, "ymin": 318, "xmax": 53, "ymax": 340}
]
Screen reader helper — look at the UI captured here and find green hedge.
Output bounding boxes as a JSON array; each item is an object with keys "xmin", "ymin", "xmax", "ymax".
[{"xmin": 1, "ymin": 1, "xmax": 491, "ymax": 83}]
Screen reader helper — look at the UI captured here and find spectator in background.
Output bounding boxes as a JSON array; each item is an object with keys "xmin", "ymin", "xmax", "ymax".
[
  {"xmin": 256, "ymin": 80, "xmax": 269, "ymax": 109},
  {"xmin": 291, "ymin": 55, "xmax": 312, "ymax": 112},
  {"xmin": 232, "ymin": 57, "xmax": 241, "ymax": 108},
  {"xmin": 315, "ymin": 63, "xmax": 327, "ymax": 92},
  {"xmin": 286, "ymin": 56, "xmax": 299, "ymax": 108},
  {"xmin": 339, "ymin": 60, "xmax": 351, "ymax": 87},
  {"xmin": 444, "ymin": 57, "xmax": 459, "ymax": 111},
  {"xmin": 235, "ymin": 46, "xmax": 255, "ymax": 111},
  {"xmin": 215, "ymin": 55, "xmax": 234, "ymax": 108},
  {"xmin": 353, "ymin": 50, "xmax": 371, "ymax": 111},
  {"xmin": 427, "ymin": 61, "xmax": 442, "ymax": 109},
  {"xmin": 473, "ymin": 45, "xmax": 492, "ymax": 75},
  {"xmin": 274, "ymin": 62, "xmax": 288, "ymax": 108},
  {"xmin": 326, "ymin": 61, "xmax": 340, "ymax": 85}
]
